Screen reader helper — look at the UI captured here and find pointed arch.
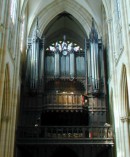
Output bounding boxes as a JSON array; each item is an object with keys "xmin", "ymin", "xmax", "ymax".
[
  {"xmin": 120, "ymin": 64, "xmax": 129, "ymax": 116},
  {"xmin": 0, "ymin": 64, "xmax": 10, "ymax": 157},
  {"xmin": 28, "ymin": 0, "xmax": 101, "ymax": 37}
]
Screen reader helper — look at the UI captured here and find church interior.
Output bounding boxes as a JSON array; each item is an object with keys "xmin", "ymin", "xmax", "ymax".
[{"xmin": 0, "ymin": 0, "xmax": 130, "ymax": 157}]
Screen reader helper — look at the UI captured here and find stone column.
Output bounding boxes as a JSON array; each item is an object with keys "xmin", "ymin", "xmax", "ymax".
[
  {"xmin": 119, "ymin": 119, "xmax": 126, "ymax": 157},
  {"xmin": 120, "ymin": 116, "xmax": 130, "ymax": 157},
  {"xmin": 106, "ymin": 17, "xmax": 115, "ymax": 73},
  {"xmin": 0, "ymin": 116, "xmax": 9, "ymax": 157}
]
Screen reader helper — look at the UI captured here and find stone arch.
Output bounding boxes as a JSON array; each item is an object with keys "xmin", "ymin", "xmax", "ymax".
[
  {"xmin": 120, "ymin": 64, "xmax": 129, "ymax": 117},
  {"xmin": 119, "ymin": 64, "xmax": 130, "ymax": 157},
  {"xmin": 28, "ymin": 0, "xmax": 101, "ymax": 37},
  {"xmin": 0, "ymin": 64, "xmax": 10, "ymax": 157},
  {"xmin": 102, "ymin": 0, "xmax": 112, "ymax": 19}
]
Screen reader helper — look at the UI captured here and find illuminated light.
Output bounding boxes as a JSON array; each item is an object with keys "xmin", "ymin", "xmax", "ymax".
[
  {"xmin": 46, "ymin": 38, "xmax": 83, "ymax": 53},
  {"xmin": 50, "ymin": 46, "xmax": 55, "ymax": 51},
  {"xmin": 74, "ymin": 46, "xmax": 80, "ymax": 51},
  {"xmin": 35, "ymin": 124, "xmax": 38, "ymax": 127},
  {"xmin": 63, "ymin": 91, "xmax": 67, "ymax": 94}
]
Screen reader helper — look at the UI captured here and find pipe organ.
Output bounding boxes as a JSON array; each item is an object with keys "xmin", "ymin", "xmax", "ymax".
[
  {"xmin": 18, "ymin": 18, "xmax": 113, "ymax": 157},
  {"xmin": 87, "ymin": 19, "xmax": 103, "ymax": 95},
  {"xmin": 54, "ymin": 43, "xmax": 60, "ymax": 78},
  {"xmin": 26, "ymin": 21, "xmax": 44, "ymax": 89},
  {"xmin": 69, "ymin": 47, "xmax": 75, "ymax": 79},
  {"xmin": 26, "ymin": 19, "xmax": 104, "ymax": 95}
]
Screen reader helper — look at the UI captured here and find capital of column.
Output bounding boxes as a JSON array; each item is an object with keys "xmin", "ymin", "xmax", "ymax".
[
  {"xmin": 106, "ymin": 16, "xmax": 113, "ymax": 24},
  {"xmin": 120, "ymin": 116, "xmax": 130, "ymax": 123},
  {"xmin": 0, "ymin": 23, "xmax": 5, "ymax": 32},
  {"xmin": 1, "ymin": 115, "xmax": 9, "ymax": 122},
  {"xmin": 18, "ymin": 17, "xmax": 24, "ymax": 24}
]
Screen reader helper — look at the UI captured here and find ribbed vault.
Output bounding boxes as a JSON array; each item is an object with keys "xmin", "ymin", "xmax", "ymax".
[{"xmin": 23, "ymin": 0, "xmax": 104, "ymax": 38}]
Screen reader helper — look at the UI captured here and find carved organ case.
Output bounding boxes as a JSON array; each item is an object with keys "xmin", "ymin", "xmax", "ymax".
[{"xmin": 22, "ymin": 19, "xmax": 107, "ymax": 128}]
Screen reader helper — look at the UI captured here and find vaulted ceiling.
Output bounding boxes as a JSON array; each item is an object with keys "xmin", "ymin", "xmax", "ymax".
[{"xmin": 21, "ymin": 0, "xmax": 106, "ymax": 47}]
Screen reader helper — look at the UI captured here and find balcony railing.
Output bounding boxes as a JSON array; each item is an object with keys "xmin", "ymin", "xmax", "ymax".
[{"xmin": 17, "ymin": 126, "xmax": 114, "ymax": 145}]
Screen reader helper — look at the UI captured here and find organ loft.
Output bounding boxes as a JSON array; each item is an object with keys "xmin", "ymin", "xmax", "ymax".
[{"xmin": 17, "ymin": 17, "xmax": 113, "ymax": 157}]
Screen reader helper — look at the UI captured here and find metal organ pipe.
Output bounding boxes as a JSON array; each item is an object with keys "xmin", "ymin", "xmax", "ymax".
[
  {"xmin": 26, "ymin": 44, "xmax": 31, "ymax": 83},
  {"xmin": 31, "ymin": 38, "xmax": 39, "ymax": 88},
  {"xmin": 26, "ymin": 18, "xmax": 45, "ymax": 90},
  {"xmin": 54, "ymin": 46, "xmax": 60, "ymax": 78},
  {"xmin": 89, "ymin": 18, "xmax": 100, "ymax": 93},
  {"xmin": 39, "ymin": 39, "xmax": 44, "ymax": 85},
  {"xmin": 70, "ymin": 51, "xmax": 75, "ymax": 79},
  {"xmin": 90, "ymin": 42, "xmax": 99, "ymax": 89},
  {"xmin": 85, "ymin": 38, "xmax": 88, "ymax": 93},
  {"xmin": 31, "ymin": 39, "xmax": 35, "ymax": 88}
]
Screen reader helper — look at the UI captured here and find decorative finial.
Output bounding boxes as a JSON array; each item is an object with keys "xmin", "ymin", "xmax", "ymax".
[
  {"xmin": 92, "ymin": 17, "xmax": 95, "ymax": 28},
  {"xmin": 36, "ymin": 17, "xmax": 39, "ymax": 28},
  {"xmin": 63, "ymin": 35, "xmax": 66, "ymax": 41},
  {"xmin": 89, "ymin": 17, "xmax": 98, "ymax": 43}
]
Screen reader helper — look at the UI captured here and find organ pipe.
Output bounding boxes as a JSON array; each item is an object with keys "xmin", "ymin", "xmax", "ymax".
[
  {"xmin": 26, "ymin": 44, "xmax": 31, "ymax": 83},
  {"xmin": 26, "ymin": 18, "xmax": 44, "ymax": 90},
  {"xmin": 54, "ymin": 43, "xmax": 60, "ymax": 78},
  {"xmin": 88, "ymin": 18, "xmax": 100, "ymax": 94},
  {"xmin": 70, "ymin": 50, "xmax": 75, "ymax": 79},
  {"xmin": 84, "ymin": 38, "xmax": 88, "ymax": 93},
  {"xmin": 39, "ymin": 38, "xmax": 45, "ymax": 85}
]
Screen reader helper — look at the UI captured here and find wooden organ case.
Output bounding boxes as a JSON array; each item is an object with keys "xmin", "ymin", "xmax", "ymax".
[{"xmin": 18, "ymin": 19, "xmax": 112, "ymax": 149}]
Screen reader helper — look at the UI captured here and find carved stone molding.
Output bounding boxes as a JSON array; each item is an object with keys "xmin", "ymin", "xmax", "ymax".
[
  {"xmin": 120, "ymin": 116, "xmax": 130, "ymax": 123},
  {"xmin": 0, "ymin": 23, "xmax": 4, "ymax": 32},
  {"xmin": 106, "ymin": 17, "xmax": 112, "ymax": 23},
  {"xmin": 1, "ymin": 116, "xmax": 9, "ymax": 122}
]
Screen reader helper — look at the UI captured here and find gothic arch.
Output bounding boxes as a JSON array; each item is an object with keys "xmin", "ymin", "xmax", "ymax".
[
  {"xmin": 102, "ymin": 0, "xmax": 112, "ymax": 19},
  {"xmin": 1, "ymin": 64, "xmax": 10, "ymax": 121},
  {"xmin": 0, "ymin": 64, "xmax": 10, "ymax": 157},
  {"xmin": 120, "ymin": 64, "xmax": 129, "ymax": 117},
  {"xmin": 28, "ymin": 0, "xmax": 101, "ymax": 37}
]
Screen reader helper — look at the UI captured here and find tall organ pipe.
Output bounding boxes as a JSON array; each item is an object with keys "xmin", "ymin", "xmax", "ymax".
[
  {"xmin": 30, "ymin": 38, "xmax": 39, "ymax": 89},
  {"xmin": 70, "ymin": 51, "xmax": 75, "ymax": 79},
  {"xmin": 85, "ymin": 38, "xmax": 88, "ymax": 93},
  {"xmin": 89, "ymin": 18, "xmax": 100, "ymax": 93},
  {"xmin": 26, "ymin": 45, "xmax": 31, "ymax": 83},
  {"xmin": 54, "ymin": 50, "xmax": 60, "ymax": 78},
  {"xmin": 39, "ymin": 39, "xmax": 44, "ymax": 85}
]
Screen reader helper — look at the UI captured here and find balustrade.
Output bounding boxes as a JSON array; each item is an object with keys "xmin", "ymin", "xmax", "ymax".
[{"xmin": 17, "ymin": 126, "xmax": 113, "ymax": 139}]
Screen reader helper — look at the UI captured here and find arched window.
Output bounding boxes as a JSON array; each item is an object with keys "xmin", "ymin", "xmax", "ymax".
[{"xmin": 10, "ymin": 0, "xmax": 17, "ymax": 23}]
